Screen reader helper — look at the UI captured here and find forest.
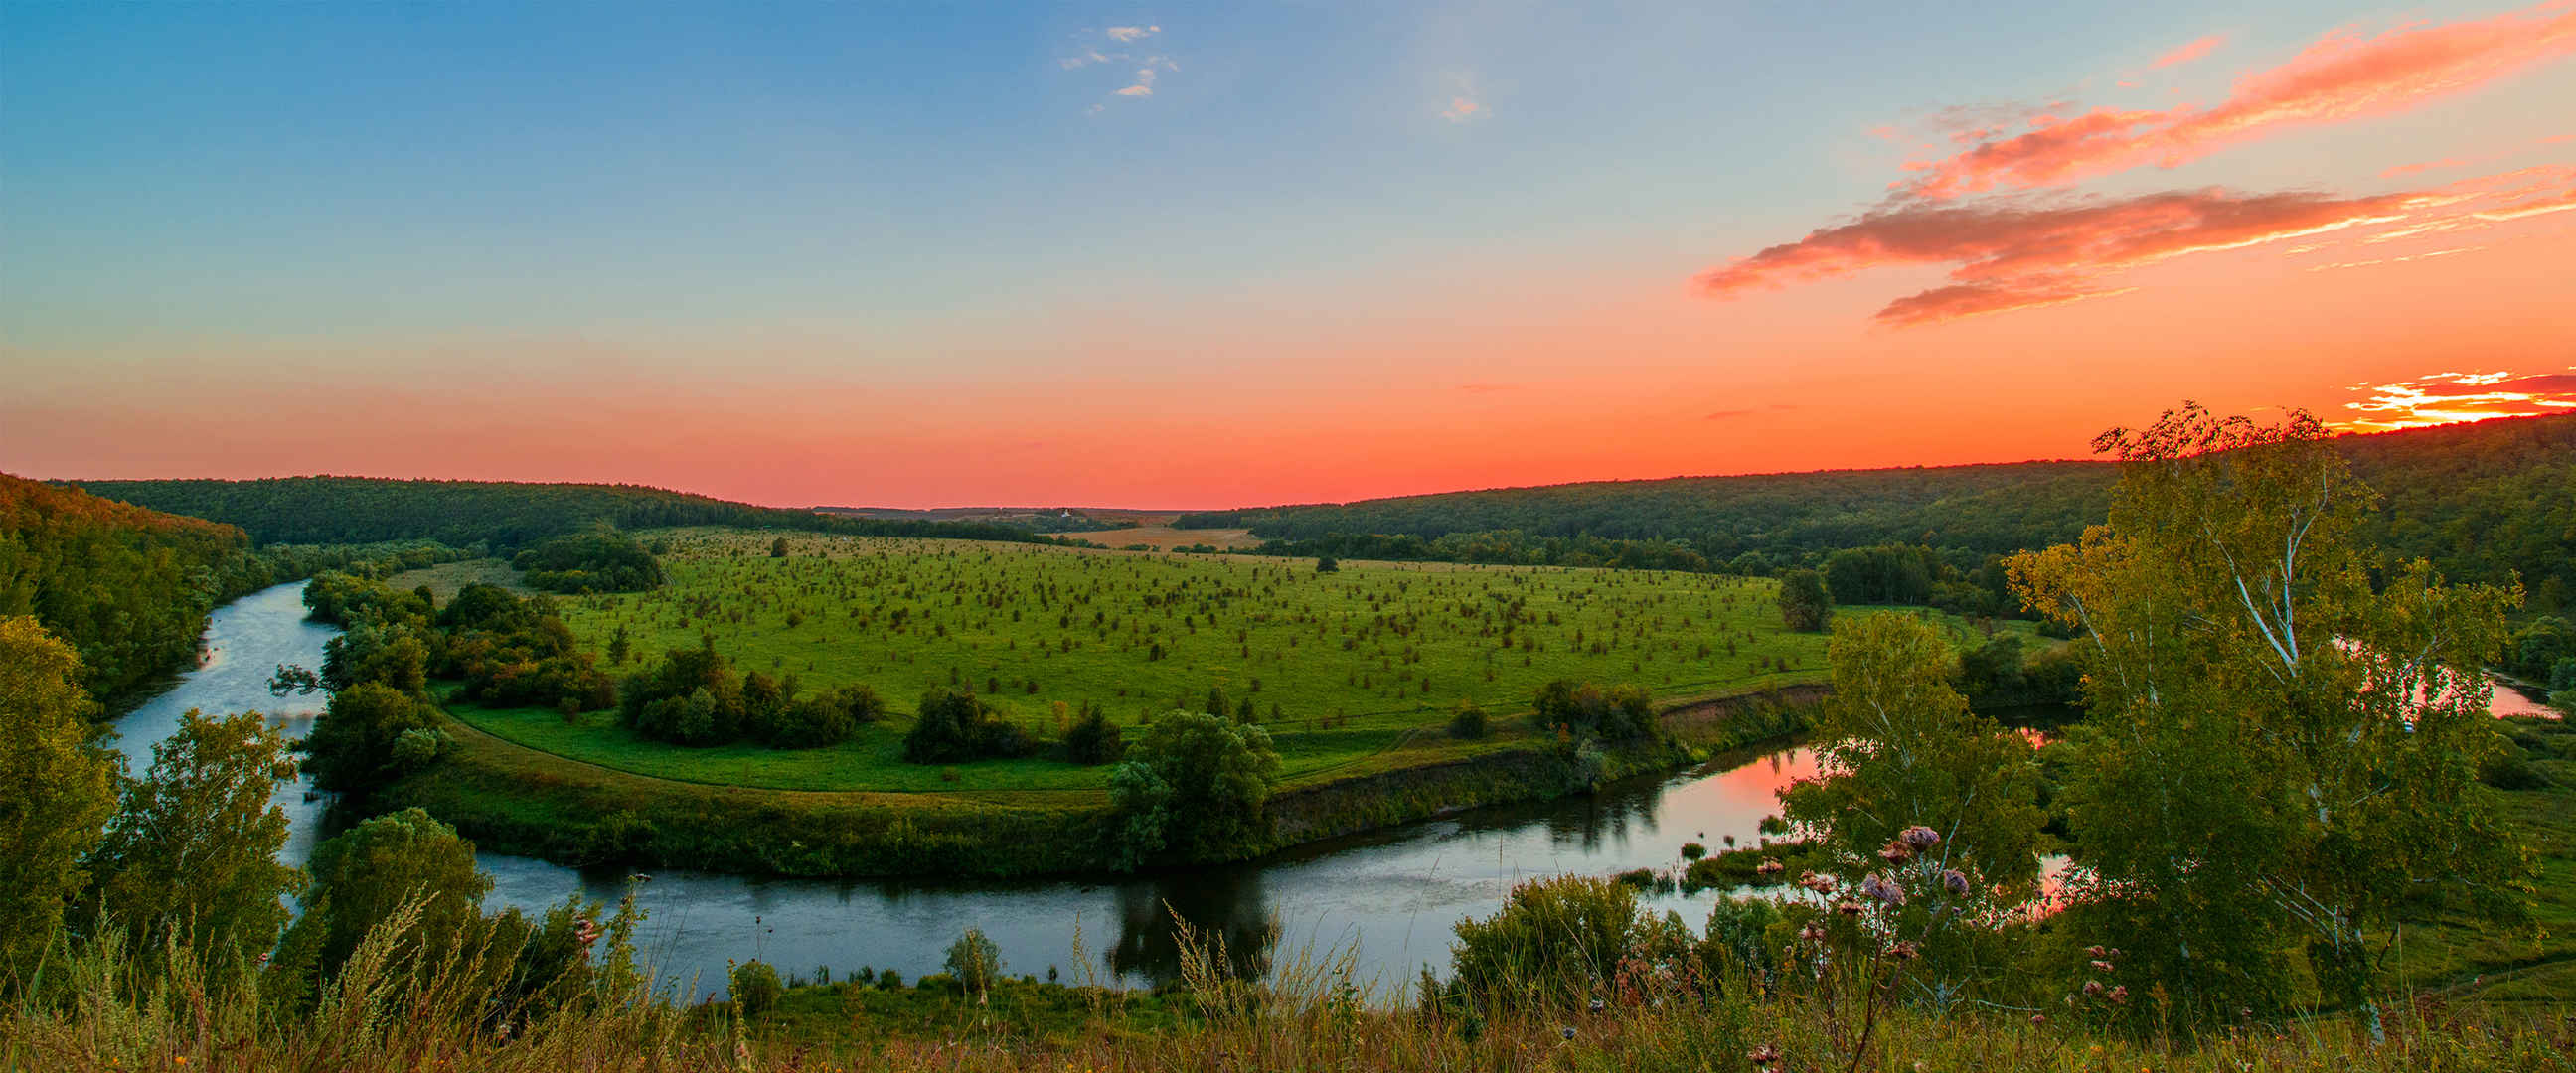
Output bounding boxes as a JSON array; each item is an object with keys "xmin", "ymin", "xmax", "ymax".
[
  {"xmin": 1180, "ymin": 414, "xmax": 2576, "ymax": 610},
  {"xmin": 68, "ymin": 475, "xmax": 1076, "ymax": 550},
  {"xmin": 0, "ymin": 474, "xmax": 461, "ymax": 703}
]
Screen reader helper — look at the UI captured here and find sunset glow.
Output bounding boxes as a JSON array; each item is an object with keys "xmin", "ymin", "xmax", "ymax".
[{"xmin": 6, "ymin": 2, "xmax": 2573, "ymax": 508}]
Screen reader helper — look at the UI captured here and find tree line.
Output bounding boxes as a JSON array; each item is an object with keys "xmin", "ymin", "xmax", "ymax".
[
  {"xmin": 67, "ymin": 475, "xmax": 1082, "ymax": 551},
  {"xmin": 1182, "ymin": 414, "xmax": 2576, "ymax": 612}
]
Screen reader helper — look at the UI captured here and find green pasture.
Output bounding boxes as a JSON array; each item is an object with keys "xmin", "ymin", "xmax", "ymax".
[{"xmin": 419, "ymin": 529, "xmax": 2026, "ymax": 794}]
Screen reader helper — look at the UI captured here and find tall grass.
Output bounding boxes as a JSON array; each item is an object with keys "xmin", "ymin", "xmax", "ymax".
[{"xmin": 8, "ymin": 904, "xmax": 2569, "ymax": 1072}]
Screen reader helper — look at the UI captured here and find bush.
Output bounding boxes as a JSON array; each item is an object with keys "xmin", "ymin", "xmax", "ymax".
[
  {"xmin": 1530, "ymin": 680, "xmax": 1657, "ymax": 742},
  {"xmin": 1062, "ymin": 701, "xmax": 1124, "ymax": 764},
  {"xmin": 1448, "ymin": 875, "xmax": 1647, "ymax": 1011},
  {"xmin": 1679, "ymin": 841, "xmax": 1705, "ymax": 860},
  {"xmin": 730, "ymin": 959, "xmax": 783, "ymax": 1017},
  {"xmin": 1446, "ymin": 700, "xmax": 1490, "ymax": 740},
  {"xmin": 902, "ymin": 688, "xmax": 1032, "ymax": 764},
  {"xmin": 944, "ymin": 928, "xmax": 1003, "ymax": 1000},
  {"xmin": 2479, "ymin": 749, "xmax": 2553, "ymax": 790}
]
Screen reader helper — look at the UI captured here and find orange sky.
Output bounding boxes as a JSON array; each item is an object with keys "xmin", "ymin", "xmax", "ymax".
[{"xmin": 4, "ymin": 2, "xmax": 2574, "ymax": 508}]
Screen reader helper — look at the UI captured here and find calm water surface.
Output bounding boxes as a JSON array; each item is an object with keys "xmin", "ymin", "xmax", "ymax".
[{"xmin": 113, "ymin": 581, "xmax": 2553, "ymax": 995}]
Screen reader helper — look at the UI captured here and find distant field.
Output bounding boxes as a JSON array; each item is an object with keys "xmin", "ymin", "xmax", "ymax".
[
  {"xmin": 1064, "ymin": 524, "xmax": 1262, "ymax": 550},
  {"xmin": 440, "ymin": 528, "xmax": 1936, "ymax": 794},
  {"xmin": 390, "ymin": 558, "xmax": 532, "ymax": 601}
]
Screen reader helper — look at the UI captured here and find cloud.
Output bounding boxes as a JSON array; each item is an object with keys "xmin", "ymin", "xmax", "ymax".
[
  {"xmin": 1440, "ymin": 96, "xmax": 1484, "ymax": 122},
  {"xmin": 1062, "ymin": 27, "xmax": 1173, "ymax": 105},
  {"xmin": 1901, "ymin": 1, "xmax": 2576, "ymax": 198},
  {"xmin": 1695, "ymin": 186, "xmax": 2438, "ymax": 326},
  {"xmin": 1874, "ymin": 281, "xmax": 2138, "ymax": 326},
  {"xmin": 2151, "ymin": 34, "xmax": 2226, "ymax": 70},
  {"xmin": 2333, "ymin": 367, "xmax": 2576, "ymax": 430},
  {"xmin": 2382, "ymin": 156, "xmax": 2472, "ymax": 178}
]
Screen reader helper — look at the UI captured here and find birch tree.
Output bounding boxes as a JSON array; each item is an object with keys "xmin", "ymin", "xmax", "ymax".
[{"xmin": 2009, "ymin": 403, "xmax": 2529, "ymax": 1031}]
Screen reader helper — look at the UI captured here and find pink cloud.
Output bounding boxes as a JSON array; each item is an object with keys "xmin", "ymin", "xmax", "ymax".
[
  {"xmin": 2151, "ymin": 34, "xmax": 2226, "ymax": 70},
  {"xmin": 1904, "ymin": 2, "xmax": 2576, "ymax": 198},
  {"xmin": 1696, "ymin": 186, "xmax": 2430, "ymax": 325},
  {"xmin": 2333, "ymin": 368, "xmax": 2576, "ymax": 430},
  {"xmin": 1694, "ymin": 166, "xmax": 2574, "ymax": 327}
]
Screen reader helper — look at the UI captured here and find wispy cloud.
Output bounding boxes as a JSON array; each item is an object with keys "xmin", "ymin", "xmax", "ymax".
[
  {"xmin": 2333, "ymin": 368, "xmax": 2576, "ymax": 430},
  {"xmin": 1062, "ymin": 26, "xmax": 1176, "ymax": 109},
  {"xmin": 1695, "ymin": 164, "xmax": 2576, "ymax": 327},
  {"xmin": 2151, "ymin": 34, "xmax": 2226, "ymax": 70},
  {"xmin": 1440, "ymin": 96, "xmax": 1484, "ymax": 122},
  {"xmin": 1696, "ymin": 186, "xmax": 2434, "ymax": 326},
  {"xmin": 1899, "ymin": 2, "xmax": 2576, "ymax": 199}
]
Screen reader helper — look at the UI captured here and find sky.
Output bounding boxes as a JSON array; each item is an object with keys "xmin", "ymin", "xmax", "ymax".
[{"xmin": 3, "ymin": 1, "xmax": 2573, "ymax": 509}]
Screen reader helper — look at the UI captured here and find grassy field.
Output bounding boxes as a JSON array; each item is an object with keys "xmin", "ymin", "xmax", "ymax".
[
  {"xmin": 404, "ymin": 529, "xmax": 1920, "ymax": 795},
  {"xmin": 399, "ymin": 531, "xmax": 2037, "ymax": 799}
]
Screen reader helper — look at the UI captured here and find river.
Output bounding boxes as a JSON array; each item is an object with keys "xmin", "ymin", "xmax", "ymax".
[{"xmin": 109, "ymin": 581, "xmax": 2558, "ymax": 996}]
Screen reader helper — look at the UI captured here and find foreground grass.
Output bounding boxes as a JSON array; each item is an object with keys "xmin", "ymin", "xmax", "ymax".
[{"xmin": 9, "ymin": 947, "xmax": 2569, "ymax": 1072}]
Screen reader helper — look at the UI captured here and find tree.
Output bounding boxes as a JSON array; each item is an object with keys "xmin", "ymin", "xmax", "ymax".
[
  {"xmin": 1776, "ymin": 568, "xmax": 1832, "ymax": 632},
  {"xmin": 945, "ymin": 927, "xmax": 1003, "ymax": 1004},
  {"xmin": 1062, "ymin": 701, "xmax": 1124, "ymax": 764},
  {"xmin": 2008, "ymin": 404, "xmax": 2530, "ymax": 1031},
  {"xmin": 1778, "ymin": 612, "xmax": 2043, "ymax": 1001},
  {"xmin": 903, "ymin": 688, "xmax": 1029, "ymax": 763},
  {"xmin": 1109, "ymin": 711, "xmax": 1280, "ymax": 867},
  {"xmin": 301, "ymin": 682, "xmax": 438, "ymax": 792},
  {"xmin": 1314, "ymin": 555, "xmax": 1339, "ymax": 573},
  {"xmin": 0, "ymin": 616, "xmax": 117, "ymax": 982},
  {"xmin": 85, "ymin": 709, "xmax": 303, "ymax": 970},
  {"xmin": 769, "ymin": 536, "xmax": 790, "ymax": 558},
  {"xmin": 272, "ymin": 807, "xmax": 492, "ymax": 987}
]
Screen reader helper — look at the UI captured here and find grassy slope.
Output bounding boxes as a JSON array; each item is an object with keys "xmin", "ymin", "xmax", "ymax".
[{"xmin": 413, "ymin": 529, "xmax": 2021, "ymax": 795}]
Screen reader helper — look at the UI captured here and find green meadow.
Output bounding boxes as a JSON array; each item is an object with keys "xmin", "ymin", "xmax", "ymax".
[{"xmin": 423, "ymin": 529, "xmax": 1993, "ymax": 794}]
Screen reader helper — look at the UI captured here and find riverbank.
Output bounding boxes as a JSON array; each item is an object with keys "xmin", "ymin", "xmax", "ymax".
[{"xmin": 381, "ymin": 683, "xmax": 1824, "ymax": 880}]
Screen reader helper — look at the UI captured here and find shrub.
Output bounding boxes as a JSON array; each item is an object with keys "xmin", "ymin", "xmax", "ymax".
[
  {"xmin": 730, "ymin": 959, "xmax": 783, "ymax": 1017},
  {"xmin": 2479, "ymin": 749, "xmax": 2552, "ymax": 790},
  {"xmin": 1449, "ymin": 875, "xmax": 1647, "ymax": 1011},
  {"xmin": 1530, "ymin": 680, "xmax": 1656, "ymax": 742},
  {"xmin": 1680, "ymin": 841, "xmax": 1705, "ymax": 860},
  {"xmin": 903, "ymin": 688, "xmax": 1032, "ymax": 764},
  {"xmin": 1062, "ymin": 701, "xmax": 1124, "ymax": 765},
  {"xmin": 1446, "ymin": 699, "xmax": 1490, "ymax": 740},
  {"xmin": 944, "ymin": 928, "xmax": 1003, "ymax": 1001}
]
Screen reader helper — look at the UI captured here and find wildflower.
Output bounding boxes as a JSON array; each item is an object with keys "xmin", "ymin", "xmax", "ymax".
[
  {"xmin": 2089, "ymin": 959, "xmax": 2115, "ymax": 973},
  {"xmin": 2082, "ymin": 980, "xmax": 2105, "ymax": 997},
  {"xmin": 1887, "ymin": 941, "xmax": 1921, "ymax": 961},
  {"xmin": 1799, "ymin": 922, "xmax": 1829, "ymax": 942},
  {"xmin": 2084, "ymin": 945, "xmax": 2106, "ymax": 958},
  {"xmin": 1560, "ymin": 1026, "xmax": 1577, "ymax": 1040},
  {"xmin": 1747, "ymin": 1043, "xmax": 1781, "ymax": 1064},
  {"xmin": 1900, "ymin": 825, "xmax": 1941, "ymax": 847},
  {"xmin": 1879, "ymin": 843, "xmax": 1912, "ymax": 864},
  {"xmin": 2109, "ymin": 985, "xmax": 2129, "ymax": 1005},
  {"xmin": 1835, "ymin": 899, "xmax": 1867, "ymax": 916},
  {"xmin": 1860, "ymin": 874, "xmax": 1905, "ymax": 907},
  {"xmin": 1757, "ymin": 858, "xmax": 1785, "ymax": 877},
  {"xmin": 1588, "ymin": 997, "xmax": 1604, "ymax": 1013},
  {"xmin": 1942, "ymin": 868, "xmax": 1970, "ymax": 896},
  {"xmin": 2030, "ymin": 1013, "xmax": 2047, "ymax": 1026}
]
